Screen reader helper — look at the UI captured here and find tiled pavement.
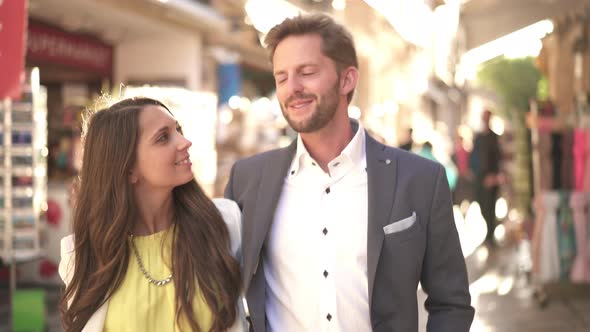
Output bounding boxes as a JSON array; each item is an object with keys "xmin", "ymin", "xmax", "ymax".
[
  {"xmin": 419, "ymin": 243, "xmax": 590, "ymax": 332},
  {"xmin": 2, "ymin": 243, "xmax": 590, "ymax": 332}
]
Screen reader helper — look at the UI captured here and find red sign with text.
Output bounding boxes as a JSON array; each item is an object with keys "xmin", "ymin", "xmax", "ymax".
[
  {"xmin": 0, "ymin": 0, "xmax": 28, "ymax": 99},
  {"xmin": 27, "ymin": 21, "xmax": 113, "ymax": 77}
]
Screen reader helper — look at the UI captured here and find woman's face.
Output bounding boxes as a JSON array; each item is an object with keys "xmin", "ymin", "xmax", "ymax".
[{"xmin": 130, "ymin": 105, "xmax": 194, "ymax": 190}]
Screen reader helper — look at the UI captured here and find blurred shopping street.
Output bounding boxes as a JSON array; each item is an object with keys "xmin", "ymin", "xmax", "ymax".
[
  {"xmin": 466, "ymin": 245, "xmax": 589, "ymax": 332},
  {"xmin": 3, "ymin": 0, "xmax": 590, "ymax": 331},
  {"xmin": 426, "ymin": 242, "xmax": 590, "ymax": 332}
]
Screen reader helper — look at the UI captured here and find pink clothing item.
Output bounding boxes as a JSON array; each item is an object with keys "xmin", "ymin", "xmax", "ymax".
[
  {"xmin": 455, "ymin": 145, "xmax": 469, "ymax": 176},
  {"xmin": 573, "ymin": 130, "xmax": 587, "ymax": 191},
  {"xmin": 584, "ymin": 132, "xmax": 590, "ymax": 191},
  {"xmin": 570, "ymin": 193, "xmax": 590, "ymax": 282},
  {"xmin": 538, "ymin": 117, "xmax": 555, "ymax": 133}
]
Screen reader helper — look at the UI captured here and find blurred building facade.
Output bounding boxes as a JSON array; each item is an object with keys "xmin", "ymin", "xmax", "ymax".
[
  {"xmin": 5, "ymin": 1, "xmax": 590, "ymax": 330},
  {"xmin": 18, "ymin": 0, "xmax": 590, "ymax": 284},
  {"xmin": 11, "ymin": 0, "xmax": 468, "ymax": 285}
]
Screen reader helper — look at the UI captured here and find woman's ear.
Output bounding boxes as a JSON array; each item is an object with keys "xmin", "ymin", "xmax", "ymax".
[{"xmin": 129, "ymin": 169, "xmax": 139, "ymax": 184}]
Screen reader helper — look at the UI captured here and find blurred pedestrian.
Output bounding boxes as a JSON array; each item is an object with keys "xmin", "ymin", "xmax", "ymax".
[
  {"xmin": 417, "ymin": 141, "xmax": 458, "ymax": 191},
  {"xmin": 59, "ymin": 97, "xmax": 246, "ymax": 331},
  {"xmin": 399, "ymin": 128, "xmax": 414, "ymax": 151},
  {"xmin": 225, "ymin": 13, "xmax": 473, "ymax": 332},
  {"xmin": 452, "ymin": 133, "xmax": 475, "ymax": 204},
  {"xmin": 471, "ymin": 109, "xmax": 503, "ymax": 245}
]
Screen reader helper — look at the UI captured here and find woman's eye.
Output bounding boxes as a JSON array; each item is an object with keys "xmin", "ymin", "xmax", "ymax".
[
  {"xmin": 157, "ymin": 134, "xmax": 168, "ymax": 142},
  {"xmin": 176, "ymin": 125, "xmax": 183, "ymax": 135}
]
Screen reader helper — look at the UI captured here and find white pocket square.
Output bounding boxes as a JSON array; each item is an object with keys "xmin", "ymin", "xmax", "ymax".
[{"xmin": 383, "ymin": 212, "xmax": 417, "ymax": 235}]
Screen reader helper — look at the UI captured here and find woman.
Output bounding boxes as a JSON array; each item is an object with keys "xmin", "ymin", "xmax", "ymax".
[{"xmin": 58, "ymin": 97, "xmax": 245, "ymax": 331}]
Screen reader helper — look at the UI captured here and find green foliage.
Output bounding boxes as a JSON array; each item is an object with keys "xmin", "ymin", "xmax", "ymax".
[
  {"xmin": 537, "ymin": 75, "xmax": 549, "ymax": 101},
  {"xmin": 477, "ymin": 56, "xmax": 542, "ymax": 117}
]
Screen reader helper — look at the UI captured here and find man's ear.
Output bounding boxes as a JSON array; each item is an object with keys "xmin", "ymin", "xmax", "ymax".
[{"xmin": 340, "ymin": 66, "xmax": 359, "ymax": 96}]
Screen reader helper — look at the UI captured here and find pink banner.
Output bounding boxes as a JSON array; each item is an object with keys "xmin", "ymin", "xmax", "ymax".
[{"xmin": 0, "ymin": 0, "xmax": 28, "ymax": 99}]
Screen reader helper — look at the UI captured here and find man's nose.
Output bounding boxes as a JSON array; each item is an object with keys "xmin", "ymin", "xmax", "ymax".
[{"xmin": 286, "ymin": 77, "xmax": 304, "ymax": 95}]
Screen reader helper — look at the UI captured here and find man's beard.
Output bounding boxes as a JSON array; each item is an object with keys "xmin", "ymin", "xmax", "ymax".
[{"xmin": 280, "ymin": 82, "xmax": 340, "ymax": 133}]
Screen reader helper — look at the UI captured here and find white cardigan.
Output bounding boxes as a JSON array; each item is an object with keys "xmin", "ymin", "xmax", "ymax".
[{"xmin": 59, "ymin": 198, "xmax": 247, "ymax": 332}]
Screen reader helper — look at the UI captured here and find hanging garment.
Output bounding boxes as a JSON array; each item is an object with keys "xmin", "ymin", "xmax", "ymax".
[
  {"xmin": 539, "ymin": 133, "xmax": 553, "ymax": 191},
  {"xmin": 570, "ymin": 192, "xmax": 590, "ymax": 282},
  {"xmin": 584, "ymin": 132, "xmax": 590, "ymax": 192},
  {"xmin": 551, "ymin": 134, "xmax": 563, "ymax": 189},
  {"xmin": 561, "ymin": 131, "xmax": 574, "ymax": 190},
  {"xmin": 531, "ymin": 195, "xmax": 546, "ymax": 278},
  {"xmin": 573, "ymin": 130, "xmax": 587, "ymax": 191},
  {"xmin": 538, "ymin": 191, "xmax": 561, "ymax": 283},
  {"xmin": 557, "ymin": 191, "xmax": 576, "ymax": 279}
]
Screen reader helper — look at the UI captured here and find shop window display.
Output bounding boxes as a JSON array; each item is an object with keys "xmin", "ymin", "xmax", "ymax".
[
  {"xmin": 0, "ymin": 70, "xmax": 48, "ymax": 269},
  {"xmin": 47, "ymin": 104, "xmax": 84, "ymax": 180}
]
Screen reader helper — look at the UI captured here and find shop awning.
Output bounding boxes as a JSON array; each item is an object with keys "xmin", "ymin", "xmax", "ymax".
[
  {"xmin": 462, "ymin": 0, "xmax": 590, "ymax": 50},
  {"xmin": 28, "ymin": 0, "xmax": 228, "ymax": 44}
]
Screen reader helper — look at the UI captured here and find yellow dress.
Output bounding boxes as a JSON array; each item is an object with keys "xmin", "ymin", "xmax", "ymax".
[{"xmin": 103, "ymin": 228, "xmax": 213, "ymax": 331}]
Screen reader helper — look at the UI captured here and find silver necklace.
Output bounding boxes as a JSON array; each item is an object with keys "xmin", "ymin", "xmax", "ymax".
[{"xmin": 129, "ymin": 234, "xmax": 173, "ymax": 286}]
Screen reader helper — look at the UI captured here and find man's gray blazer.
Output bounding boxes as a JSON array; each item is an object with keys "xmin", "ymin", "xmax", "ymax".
[{"xmin": 224, "ymin": 127, "xmax": 474, "ymax": 332}]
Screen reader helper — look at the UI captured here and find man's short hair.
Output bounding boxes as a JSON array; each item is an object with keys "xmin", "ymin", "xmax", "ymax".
[{"xmin": 264, "ymin": 14, "xmax": 358, "ymax": 103}]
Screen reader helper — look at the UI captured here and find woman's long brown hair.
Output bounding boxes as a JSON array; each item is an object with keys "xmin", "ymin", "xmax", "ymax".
[{"xmin": 60, "ymin": 97, "xmax": 241, "ymax": 331}]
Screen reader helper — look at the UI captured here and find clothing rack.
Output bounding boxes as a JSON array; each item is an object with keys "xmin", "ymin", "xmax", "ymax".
[{"xmin": 529, "ymin": 99, "xmax": 590, "ymax": 307}]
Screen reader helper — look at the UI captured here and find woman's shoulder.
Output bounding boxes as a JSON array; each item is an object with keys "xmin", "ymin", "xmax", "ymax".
[
  {"xmin": 59, "ymin": 234, "xmax": 76, "ymax": 286},
  {"xmin": 212, "ymin": 198, "xmax": 240, "ymax": 220},
  {"xmin": 212, "ymin": 198, "xmax": 242, "ymax": 259},
  {"xmin": 61, "ymin": 234, "xmax": 75, "ymax": 252}
]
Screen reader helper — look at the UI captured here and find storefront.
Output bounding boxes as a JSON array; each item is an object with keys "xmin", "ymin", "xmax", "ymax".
[
  {"xmin": 27, "ymin": 20, "xmax": 113, "ymax": 181},
  {"xmin": 6, "ymin": 19, "xmax": 113, "ymax": 284}
]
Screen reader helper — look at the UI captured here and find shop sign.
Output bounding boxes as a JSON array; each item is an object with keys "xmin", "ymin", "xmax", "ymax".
[
  {"xmin": 0, "ymin": 0, "xmax": 28, "ymax": 99},
  {"xmin": 27, "ymin": 21, "xmax": 112, "ymax": 77}
]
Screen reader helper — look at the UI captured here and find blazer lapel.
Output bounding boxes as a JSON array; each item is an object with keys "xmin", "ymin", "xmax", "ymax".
[
  {"xmin": 365, "ymin": 133, "xmax": 398, "ymax": 305},
  {"xmin": 244, "ymin": 140, "xmax": 296, "ymax": 289}
]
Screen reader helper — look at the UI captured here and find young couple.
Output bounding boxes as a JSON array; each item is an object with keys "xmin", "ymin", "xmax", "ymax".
[{"xmin": 59, "ymin": 14, "xmax": 473, "ymax": 332}]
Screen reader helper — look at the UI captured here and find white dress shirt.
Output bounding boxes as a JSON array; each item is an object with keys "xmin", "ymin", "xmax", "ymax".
[{"xmin": 264, "ymin": 123, "xmax": 371, "ymax": 332}]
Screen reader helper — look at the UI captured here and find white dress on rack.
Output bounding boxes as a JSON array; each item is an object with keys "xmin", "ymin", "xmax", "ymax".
[
  {"xmin": 570, "ymin": 192, "xmax": 590, "ymax": 282},
  {"xmin": 539, "ymin": 191, "xmax": 561, "ymax": 283}
]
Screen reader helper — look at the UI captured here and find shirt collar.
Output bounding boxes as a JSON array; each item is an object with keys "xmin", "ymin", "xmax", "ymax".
[{"xmin": 288, "ymin": 119, "xmax": 366, "ymax": 177}]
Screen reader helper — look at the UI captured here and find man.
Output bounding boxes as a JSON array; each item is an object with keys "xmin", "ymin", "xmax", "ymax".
[
  {"xmin": 399, "ymin": 128, "xmax": 414, "ymax": 151},
  {"xmin": 471, "ymin": 109, "xmax": 503, "ymax": 245},
  {"xmin": 225, "ymin": 14, "xmax": 474, "ymax": 332}
]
